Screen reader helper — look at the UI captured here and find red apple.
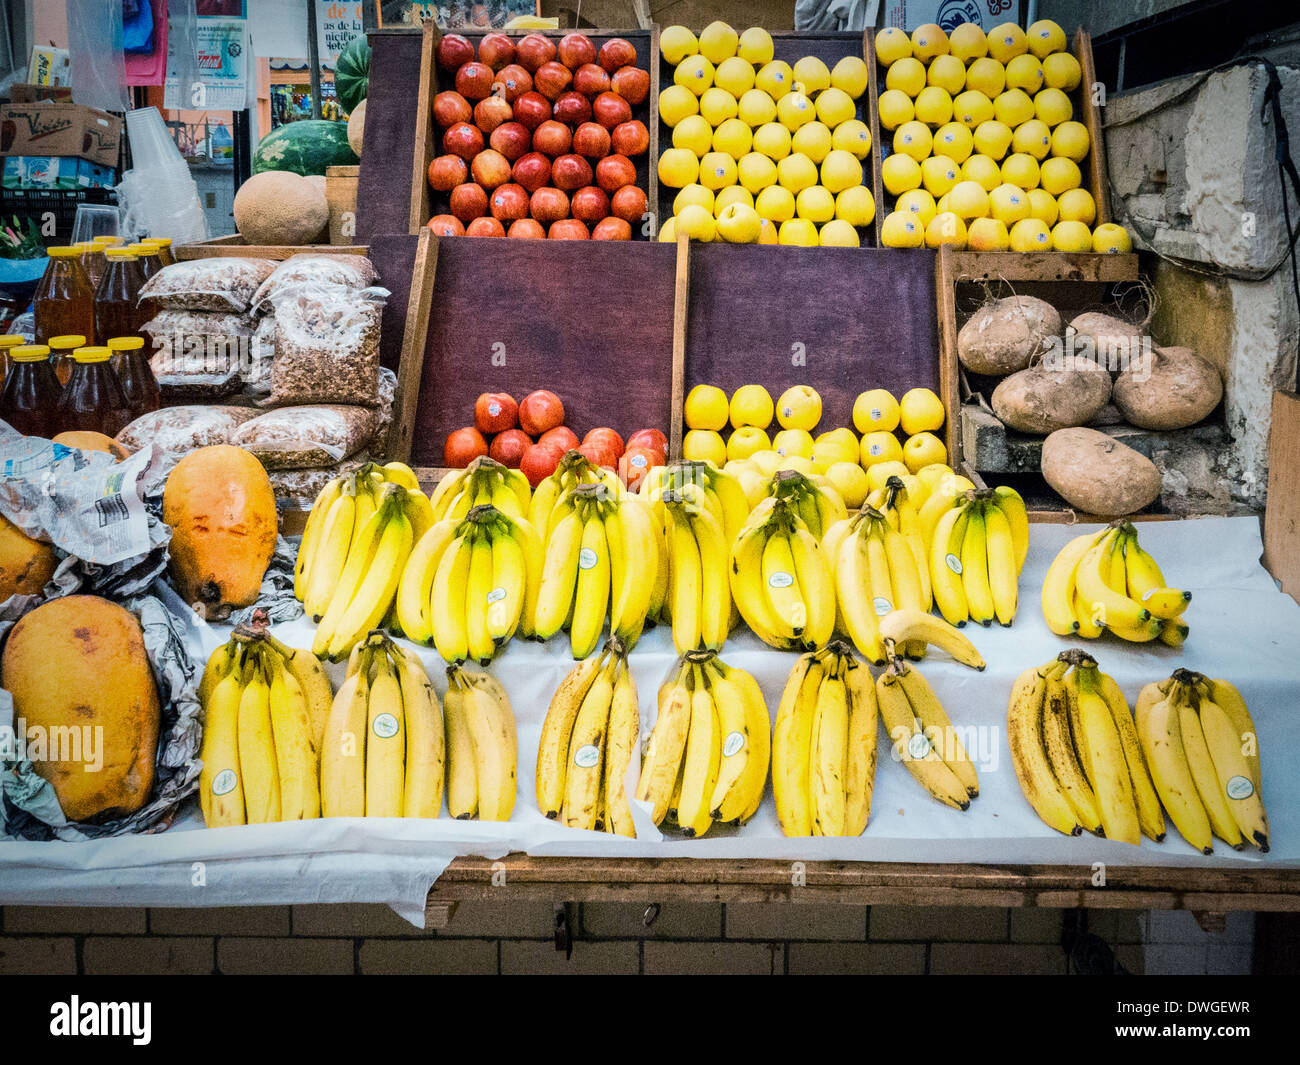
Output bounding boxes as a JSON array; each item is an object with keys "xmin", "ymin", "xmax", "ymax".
[
  {"xmin": 489, "ymin": 428, "xmax": 531, "ymax": 467},
  {"xmin": 428, "ymin": 154, "xmax": 469, "ymax": 191},
  {"xmin": 520, "ymin": 390, "xmax": 566, "ymax": 435},
  {"xmin": 427, "ymin": 214, "xmax": 466, "ymax": 237},
  {"xmin": 599, "ymin": 38, "xmax": 638, "ymax": 74},
  {"xmin": 627, "ymin": 428, "xmax": 668, "ymax": 453},
  {"xmin": 530, "ymin": 187, "xmax": 570, "ymax": 223},
  {"xmin": 552, "ymin": 153, "xmax": 594, "ymax": 192},
  {"xmin": 534, "ymin": 60, "xmax": 573, "ymax": 100},
  {"xmin": 489, "ymin": 182, "xmax": 530, "ymax": 221},
  {"xmin": 592, "ymin": 91, "xmax": 633, "ymax": 130},
  {"xmin": 592, "ymin": 216, "xmax": 632, "ymax": 240},
  {"xmin": 478, "ymin": 33, "xmax": 516, "ymax": 71},
  {"xmin": 574, "ymin": 63, "xmax": 611, "ymax": 98},
  {"xmin": 550, "ymin": 219, "xmax": 590, "ymax": 240},
  {"xmin": 595, "ymin": 154, "xmax": 637, "ymax": 193},
  {"xmin": 436, "ymin": 34, "xmax": 475, "ymax": 71},
  {"xmin": 571, "ymin": 185, "xmax": 610, "ymax": 224},
  {"xmin": 433, "ymin": 90, "xmax": 473, "ymax": 128},
  {"xmin": 610, "ymin": 119, "xmax": 649, "ymax": 156},
  {"xmin": 520, "ymin": 441, "xmax": 564, "ymax": 487},
  {"xmin": 572, "ymin": 121, "xmax": 611, "ymax": 160},
  {"xmin": 583, "ymin": 427, "xmax": 625, "ymax": 460},
  {"xmin": 512, "ymin": 151, "xmax": 552, "ymax": 193},
  {"xmin": 450, "ymin": 183, "xmax": 489, "ymax": 222},
  {"xmin": 538, "ymin": 425, "xmax": 579, "ymax": 452},
  {"xmin": 473, "ymin": 94, "xmax": 514, "ymax": 133},
  {"xmin": 619, "ymin": 445, "xmax": 661, "ymax": 489},
  {"xmin": 552, "ymin": 91, "xmax": 593, "ymax": 126},
  {"xmin": 531, "ymin": 119, "xmax": 572, "ymax": 158},
  {"xmin": 558, "ymin": 33, "xmax": 597, "ymax": 70},
  {"xmin": 516, "ymin": 33, "xmax": 557, "ymax": 74},
  {"xmin": 471, "ymin": 148, "xmax": 512, "ymax": 189},
  {"xmin": 577, "ymin": 440, "xmax": 616, "ymax": 468},
  {"xmin": 489, "ymin": 121, "xmax": 532, "ymax": 161},
  {"xmin": 466, "ymin": 216, "xmax": 506, "ymax": 237},
  {"xmin": 455, "ymin": 62, "xmax": 494, "ymax": 101},
  {"xmin": 476, "ymin": 391, "xmax": 519, "ymax": 433},
  {"xmin": 611, "ymin": 184, "xmax": 648, "ymax": 224},
  {"xmin": 507, "ymin": 218, "xmax": 546, "ymax": 238},
  {"xmin": 444, "ymin": 425, "xmax": 488, "ymax": 467},
  {"xmin": 493, "ymin": 63, "xmax": 533, "ymax": 102},
  {"xmin": 443, "ymin": 122, "xmax": 485, "ymax": 161},
  {"xmin": 611, "ymin": 66, "xmax": 650, "ymax": 105},
  {"xmin": 512, "ymin": 90, "xmax": 552, "ymax": 130}
]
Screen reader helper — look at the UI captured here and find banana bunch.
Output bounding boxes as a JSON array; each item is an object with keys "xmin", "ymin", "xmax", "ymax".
[
  {"xmin": 535, "ymin": 639, "xmax": 640, "ymax": 835},
  {"xmin": 320, "ymin": 632, "xmax": 445, "ymax": 819},
  {"xmin": 536, "ymin": 481, "xmax": 659, "ymax": 657},
  {"xmin": 641, "ymin": 460, "xmax": 750, "ymax": 543},
  {"xmin": 1136, "ymin": 670, "xmax": 1267, "ymax": 853},
  {"xmin": 928, "ymin": 487, "xmax": 1028, "ymax": 628},
  {"xmin": 658, "ymin": 483, "xmax": 734, "ymax": 653},
  {"xmin": 1042, "ymin": 522, "xmax": 1191, "ymax": 647},
  {"xmin": 877, "ymin": 651, "xmax": 980, "ymax": 811},
  {"xmin": 636, "ymin": 650, "xmax": 771, "ymax": 835},
  {"xmin": 1006, "ymin": 651, "xmax": 1162, "ymax": 844},
  {"xmin": 762, "ymin": 469, "xmax": 846, "ymax": 539},
  {"xmin": 430, "ymin": 456, "xmax": 532, "ymax": 524},
  {"xmin": 396, "ymin": 503, "xmax": 542, "ymax": 663},
  {"xmin": 824, "ymin": 505, "xmax": 930, "ymax": 663},
  {"xmin": 198, "ymin": 628, "xmax": 324, "ymax": 827},
  {"xmin": 771, "ymin": 643, "xmax": 877, "ymax": 837},
  {"xmin": 531, "ymin": 450, "xmax": 623, "ymax": 537},
  {"xmin": 729, "ymin": 495, "xmax": 836, "ymax": 651},
  {"xmin": 442, "ymin": 664, "xmax": 518, "ymax": 821}
]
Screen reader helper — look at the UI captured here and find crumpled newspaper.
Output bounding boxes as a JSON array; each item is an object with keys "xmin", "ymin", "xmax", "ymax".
[{"xmin": 0, "ymin": 592, "xmax": 203, "ymax": 840}]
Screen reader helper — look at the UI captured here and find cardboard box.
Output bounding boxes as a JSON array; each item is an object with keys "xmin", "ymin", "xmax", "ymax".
[
  {"xmin": 2, "ymin": 157, "xmax": 78, "ymax": 191},
  {"xmin": 27, "ymin": 47, "xmax": 70, "ymax": 86},
  {"xmin": 9, "ymin": 83, "xmax": 74, "ymax": 103},
  {"xmin": 0, "ymin": 103, "xmax": 123, "ymax": 167}
]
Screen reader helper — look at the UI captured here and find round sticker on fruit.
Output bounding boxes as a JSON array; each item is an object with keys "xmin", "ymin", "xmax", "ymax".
[
  {"xmin": 488, "ymin": 400, "xmax": 502, "ymax": 417},
  {"xmin": 1226, "ymin": 775, "xmax": 1254, "ymax": 800},
  {"xmin": 579, "ymin": 547, "xmax": 598, "ymax": 570},
  {"xmin": 373, "ymin": 713, "xmax": 399, "ymax": 739},
  {"xmin": 487, "ymin": 587, "xmax": 506, "ymax": 604},
  {"xmin": 768, "ymin": 571, "xmax": 794, "ymax": 589},
  {"xmin": 870, "ymin": 407, "xmax": 883, "ymax": 421},
  {"xmin": 212, "ymin": 769, "xmax": 237, "ymax": 796},
  {"xmin": 870, "ymin": 442, "xmax": 885, "ymax": 456},
  {"xmin": 945, "ymin": 553, "xmax": 963, "ymax": 574},
  {"xmin": 723, "ymin": 731, "xmax": 745, "ymax": 757},
  {"xmin": 574, "ymin": 744, "xmax": 600, "ymax": 768},
  {"xmin": 907, "ymin": 732, "xmax": 932, "ymax": 759},
  {"xmin": 873, "ymin": 596, "xmax": 893, "ymax": 617},
  {"xmin": 630, "ymin": 453, "xmax": 648, "ymax": 468}
]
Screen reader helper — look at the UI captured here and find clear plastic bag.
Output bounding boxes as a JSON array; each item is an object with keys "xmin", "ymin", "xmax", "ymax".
[
  {"xmin": 230, "ymin": 404, "xmax": 378, "ymax": 470},
  {"xmin": 267, "ymin": 282, "xmax": 389, "ymax": 407},
  {"xmin": 138, "ymin": 257, "xmax": 276, "ymax": 312},
  {"xmin": 251, "ymin": 254, "xmax": 379, "ymax": 314},
  {"xmin": 115, "ymin": 405, "xmax": 259, "ymax": 474}
]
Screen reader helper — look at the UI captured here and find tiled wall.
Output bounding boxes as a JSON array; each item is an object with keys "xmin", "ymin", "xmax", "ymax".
[{"xmin": 0, "ymin": 903, "xmax": 1258, "ymax": 975}]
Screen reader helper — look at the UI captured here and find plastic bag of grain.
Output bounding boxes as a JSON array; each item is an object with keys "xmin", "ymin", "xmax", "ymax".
[
  {"xmin": 231, "ymin": 404, "xmax": 377, "ymax": 470},
  {"xmin": 268, "ymin": 456, "xmax": 371, "ymax": 510},
  {"xmin": 250, "ymin": 254, "xmax": 378, "ymax": 314},
  {"xmin": 266, "ymin": 282, "xmax": 389, "ymax": 407},
  {"xmin": 138, "ymin": 257, "xmax": 276, "ymax": 313},
  {"xmin": 115, "ymin": 405, "xmax": 260, "ymax": 475}
]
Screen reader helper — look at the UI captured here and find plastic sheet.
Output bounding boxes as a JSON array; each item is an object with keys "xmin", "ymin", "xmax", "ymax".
[{"xmin": 67, "ymin": 0, "xmax": 131, "ymax": 112}]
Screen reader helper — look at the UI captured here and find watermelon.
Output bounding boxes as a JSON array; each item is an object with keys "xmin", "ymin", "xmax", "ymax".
[
  {"xmin": 252, "ymin": 120, "xmax": 358, "ymax": 177},
  {"xmin": 335, "ymin": 35, "xmax": 371, "ymax": 114}
]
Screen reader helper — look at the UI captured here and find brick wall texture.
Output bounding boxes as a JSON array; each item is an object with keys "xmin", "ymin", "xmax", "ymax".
[{"xmin": 0, "ymin": 902, "xmax": 1233, "ymax": 975}]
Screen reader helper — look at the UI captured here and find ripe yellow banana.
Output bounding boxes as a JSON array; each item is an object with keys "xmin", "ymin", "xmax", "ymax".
[
  {"xmin": 442, "ymin": 674, "xmax": 477, "ymax": 820},
  {"xmin": 789, "ymin": 524, "xmax": 835, "ymax": 650},
  {"xmin": 266, "ymin": 652, "xmax": 319, "ymax": 821},
  {"xmin": 835, "ymin": 523, "xmax": 886, "ymax": 664},
  {"xmin": 960, "ymin": 503, "xmax": 995, "ymax": 626},
  {"xmin": 303, "ymin": 487, "xmax": 356, "ymax": 620},
  {"xmin": 876, "ymin": 666, "xmax": 969, "ymax": 811},
  {"xmin": 877, "ymin": 609, "xmax": 985, "ymax": 670},
  {"xmin": 1197, "ymin": 693, "xmax": 1269, "ymax": 850},
  {"xmin": 668, "ymin": 505, "xmax": 702, "ymax": 653},
  {"xmin": 393, "ymin": 646, "xmax": 443, "ymax": 819},
  {"xmin": 1177, "ymin": 696, "xmax": 1243, "ymax": 848},
  {"xmin": 363, "ymin": 653, "xmax": 405, "ymax": 817},
  {"xmin": 706, "ymin": 659, "xmax": 769, "ymax": 824},
  {"xmin": 562, "ymin": 657, "xmax": 615, "ymax": 831},
  {"xmin": 603, "ymin": 657, "xmax": 640, "ymax": 838},
  {"xmin": 536, "ymin": 651, "xmax": 608, "ymax": 819},
  {"xmin": 465, "ymin": 526, "xmax": 496, "ymax": 664},
  {"xmin": 458, "ymin": 670, "xmax": 518, "ymax": 821},
  {"xmin": 237, "ymin": 657, "xmax": 280, "ymax": 824},
  {"xmin": 811, "ymin": 664, "xmax": 849, "ymax": 836},
  {"xmin": 431, "ymin": 529, "xmax": 474, "ymax": 664},
  {"xmin": 1041, "ymin": 675, "xmax": 1103, "ymax": 834},
  {"xmin": 772, "ymin": 655, "xmax": 823, "ymax": 834},
  {"xmin": 983, "ymin": 501, "xmax": 1018, "ymax": 626},
  {"xmin": 636, "ymin": 662, "xmax": 693, "ymax": 825},
  {"xmin": 199, "ymin": 669, "xmax": 246, "ymax": 827},
  {"xmin": 677, "ymin": 665, "xmax": 721, "ymax": 838},
  {"xmin": 320, "ymin": 655, "xmax": 370, "ymax": 818},
  {"xmin": 929, "ymin": 503, "xmax": 971, "ymax": 626},
  {"xmin": 842, "ymin": 656, "xmax": 878, "ymax": 836},
  {"xmin": 991, "ymin": 486, "xmax": 1029, "ymax": 571},
  {"xmin": 1135, "ymin": 688, "xmax": 1213, "ymax": 854},
  {"xmin": 570, "ymin": 508, "xmax": 611, "ymax": 659},
  {"xmin": 1072, "ymin": 667, "xmax": 1139, "ymax": 844},
  {"xmin": 535, "ymin": 507, "xmax": 584, "ymax": 641},
  {"xmin": 486, "ymin": 521, "xmax": 527, "ymax": 646},
  {"xmin": 1006, "ymin": 662, "xmax": 1082, "ymax": 837},
  {"xmin": 897, "ymin": 663, "xmax": 978, "ymax": 799},
  {"xmin": 295, "ymin": 474, "xmax": 346, "ymax": 600}
]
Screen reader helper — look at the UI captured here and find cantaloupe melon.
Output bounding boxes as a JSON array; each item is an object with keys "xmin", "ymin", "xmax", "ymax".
[
  {"xmin": 233, "ymin": 170, "xmax": 329, "ymax": 246},
  {"xmin": 347, "ymin": 99, "xmax": 366, "ymax": 156}
]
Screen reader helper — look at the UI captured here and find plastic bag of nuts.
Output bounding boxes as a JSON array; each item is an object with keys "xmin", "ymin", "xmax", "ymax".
[{"xmin": 266, "ymin": 282, "xmax": 389, "ymax": 407}]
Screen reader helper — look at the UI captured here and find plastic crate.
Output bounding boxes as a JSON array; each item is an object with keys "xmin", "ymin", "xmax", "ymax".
[{"xmin": 0, "ymin": 186, "xmax": 116, "ymax": 244}]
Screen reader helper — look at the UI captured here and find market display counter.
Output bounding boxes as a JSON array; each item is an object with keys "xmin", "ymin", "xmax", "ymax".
[{"xmin": 2, "ymin": 516, "xmax": 1297, "ymax": 928}]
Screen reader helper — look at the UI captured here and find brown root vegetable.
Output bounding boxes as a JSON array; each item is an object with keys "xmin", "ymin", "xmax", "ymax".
[
  {"xmin": 991, "ymin": 359, "xmax": 1112, "ymax": 434},
  {"xmin": 1041, "ymin": 427, "xmax": 1162, "ymax": 516},
  {"xmin": 957, "ymin": 295, "xmax": 1061, "ymax": 376},
  {"xmin": 1112, "ymin": 346, "xmax": 1222, "ymax": 430},
  {"xmin": 1067, "ymin": 311, "xmax": 1145, "ymax": 374}
]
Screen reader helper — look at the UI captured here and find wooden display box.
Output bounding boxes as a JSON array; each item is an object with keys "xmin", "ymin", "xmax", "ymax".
[
  {"xmin": 657, "ymin": 30, "xmax": 882, "ymax": 248},
  {"xmin": 872, "ymin": 28, "xmax": 1111, "ymax": 231},
  {"xmin": 1264, "ymin": 389, "xmax": 1300, "ymax": 604},
  {"xmin": 407, "ymin": 22, "xmax": 659, "ymax": 238},
  {"xmin": 175, "ymin": 234, "xmax": 369, "ymax": 260}
]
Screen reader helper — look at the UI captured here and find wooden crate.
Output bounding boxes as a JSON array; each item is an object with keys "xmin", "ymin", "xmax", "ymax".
[
  {"xmin": 657, "ymin": 30, "xmax": 881, "ymax": 248},
  {"xmin": 408, "ymin": 23, "xmax": 659, "ymax": 238},
  {"xmin": 1264, "ymin": 389, "xmax": 1300, "ymax": 604},
  {"xmin": 872, "ymin": 28, "xmax": 1111, "ymax": 232},
  {"xmin": 174, "ymin": 234, "xmax": 369, "ymax": 260},
  {"xmin": 325, "ymin": 165, "xmax": 360, "ymax": 245},
  {"xmin": 936, "ymin": 247, "xmax": 1141, "ymax": 480}
]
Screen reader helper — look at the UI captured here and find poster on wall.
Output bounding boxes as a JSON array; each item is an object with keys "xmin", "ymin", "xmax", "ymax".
[
  {"xmin": 374, "ymin": 1, "xmax": 541, "ymax": 29},
  {"xmin": 164, "ymin": 17, "xmax": 250, "ymax": 110},
  {"xmin": 318, "ymin": 2, "xmax": 367, "ymax": 65}
]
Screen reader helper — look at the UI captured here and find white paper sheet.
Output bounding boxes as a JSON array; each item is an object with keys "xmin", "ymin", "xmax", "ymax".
[{"xmin": 2, "ymin": 516, "xmax": 1298, "ymax": 924}]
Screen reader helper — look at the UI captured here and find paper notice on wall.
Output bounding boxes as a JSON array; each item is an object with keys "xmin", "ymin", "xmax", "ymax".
[
  {"xmin": 881, "ymin": 0, "xmax": 1005, "ymax": 31},
  {"xmin": 318, "ymin": 2, "xmax": 366, "ymax": 68},
  {"xmin": 164, "ymin": 18, "xmax": 249, "ymax": 110}
]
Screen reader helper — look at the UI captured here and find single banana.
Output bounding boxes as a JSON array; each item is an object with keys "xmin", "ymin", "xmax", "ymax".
[
  {"xmin": 983, "ymin": 501, "xmax": 1018, "ymax": 626},
  {"xmin": 237, "ymin": 657, "xmax": 280, "ymax": 824},
  {"xmin": 364, "ymin": 653, "xmax": 406, "ymax": 818},
  {"xmin": 676, "ymin": 665, "xmax": 721, "ymax": 838},
  {"xmin": 431, "ymin": 528, "xmax": 475, "ymax": 664},
  {"xmin": 689, "ymin": 503, "xmax": 731, "ymax": 652},
  {"xmin": 295, "ymin": 474, "xmax": 346, "ymax": 600},
  {"xmin": 536, "ymin": 651, "xmax": 607, "ymax": 819},
  {"xmin": 1073, "ymin": 667, "xmax": 1139, "ymax": 844},
  {"xmin": 561, "ymin": 657, "xmax": 614, "ymax": 831},
  {"xmin": 534, "ymin": 508, "xmax": 584, "ymax": 641},
  {"xmin": 788, "ymin": 524, "xmax": 835, "ymax": 649},
  {"xmin": 395, "ymin": 518, "xmax": 458, "ymax": 646},
  {"xmin": 394, "ymin": 647, "xmax": 443, "ymax": 819},
  {"xmin": 266, "ymin": 652, "xmax": 319, "ymax": 821},
  {"xmin": 486, "ymin": 520, "xmax": 527, "ymax": 646},
  {"xmin": 811, "ymin": 664, "xmax": 849, "ymax": 836},
  {"xmin": 320, "ymin": 657, "xmax": 370, "ymax": 818},
  {"xmin": 1006, "ymin": 663, "xmax": 1082, "ymax": 837},
  {"xmin": 1094, "ymin": 669, "xmax": 1164, "ymax": 842},
  {"xmin": 603, "ymin": 657, "xmax": 640, "ymax": 837},
  {"xmin": 1041, "ymin": 675, "xmax": 1103, "ymax": 834},
  {"xmin": 762, "ymin": 527, "xmax": 807, "ymax": 639},
  {"xmin": 771, "ymin": 656, "xmax": 823, "ymax": 834},
  {"xmin": 841, "ymin": 657, "xmax": 878, "ymax": 836},
  {"xmin": 303, "ymin": 487, "xmax": 356, "ymax": 621},
  {"xmin": 459, "ymin": 670, "xmax": 518, "ymax": 821},
  {"xmin": 929, "ymin": 503, "xmax": 971, "ymax": 627},
  {"xmin": 668, "ymin": 505, "xmax": 703, "ymax": 653},
  {"xmin": 877, "ymin": 609, "xmax": 985, "ymax": 670},
  {"xmin": 442, "ymin": 672, "xmax": 477, "ymax": 819},
  {"xmin": 636, "ymin": 663, "xmax": 693, "ymax": 825},
  {"xmin": 991, "ymin": 486, "xmax": 1029, "ymax": 571},
  {"xmin": 706, "ymin": 659, "xmax": 769, "ymax": 824},
  {"xmin": 1135, "ymin": 689, "xmax": 1213, "ymax": 854},
  {"xmin": 570, "ymin": 508, "xmax": 611, "ymax": 659},
  {"xmin": 465, "ymin": 526, "xmax": 497, "ymax": 664},
  {"xmin": 835, "ymin": 524, "xmax": 887, "ymax": 665},
  {"xmin": 876, "ymin": 667, "xmax": 969, "ymax": 810},
  {"xmin": 199, "ymin": 669, "xmax": 246, "ymax": 827},
  {"xmin": 960, "ymin": 503, "xmax": 995, "ymax": 626}
]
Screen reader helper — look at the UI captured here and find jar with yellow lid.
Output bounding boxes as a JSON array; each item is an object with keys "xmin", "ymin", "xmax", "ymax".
[
  {"xmin": 127, "ymin": 242, "xmax": 163, "ymax": 283},
  {"xmin": 95, "ymin": 246, "xmax": 147, "ymax": 346},
  {"xmin": 34, "ymin": 246, "xmax": 95, "ymax": 350},
  {"xmin": 108, "ymin": 335, "xmax": 160, "ymax": 423},
  {"xmin": 140, "ymin": 237, "xmax": 174, "ymax": 267},
  {"xmin": 0, "ymin": 344, "xmax": 62, "ymax": 438},
  {"xmin": 0, "ymin": 333, "xmax": 24, "ymax": 388},
  {"xmin": 48, "ymin": 334, "xmax": 87, "ymax": 388},
  {"xmin": 56, "ymin": 345, "xmax": 130, "ymax": 437},
  {"xmin": 77, "ymin": 239, "xmax": 108, "ymax": 289}
]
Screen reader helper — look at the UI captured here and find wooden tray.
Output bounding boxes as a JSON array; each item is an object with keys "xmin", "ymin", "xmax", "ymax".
[
  {"xmin": 657, "ymin": 30, "xmax": 881, "ymax": 248},
  {"xmin": 872, "ymin": 28, "xmax": 1111, "ymax": 232},
  {"xmin": 174, "ymin": 234, "xmax": 369, "ymax": 260},
  {"xmin": 408, "ymin": 23, "xmax": 659, "ymax": 239}
]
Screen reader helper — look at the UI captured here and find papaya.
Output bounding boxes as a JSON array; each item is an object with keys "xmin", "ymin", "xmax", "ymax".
[
  {"xmin": 0, "ymin": 513, "xmax": 57, "ymax": 602},
  {"xmin": 163, "ymin": 445, "xmax": 278, "ymax": 620},
  {"xmin": 52, "ymin": 430, "xmax": 129, "ymax": 461},
  {"xmin": 1, "ymin": 596, "xmax": 161, "ymax": 822}
]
